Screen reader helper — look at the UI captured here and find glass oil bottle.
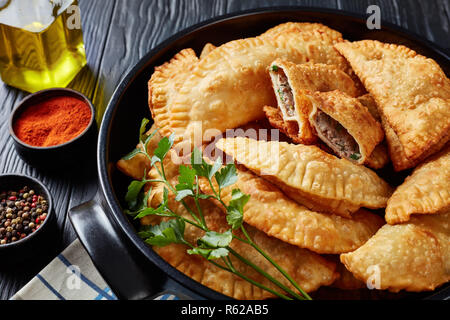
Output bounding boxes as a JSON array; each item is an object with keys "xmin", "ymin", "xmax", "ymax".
[{"xmin": 0, "ymin": 0, "xmax": 86, "ymax": 92}]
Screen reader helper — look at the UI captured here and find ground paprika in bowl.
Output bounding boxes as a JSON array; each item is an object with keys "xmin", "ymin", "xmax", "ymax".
[{"xmin": 9, "ymin": 88, "xmax": 97, "ymax": 170}]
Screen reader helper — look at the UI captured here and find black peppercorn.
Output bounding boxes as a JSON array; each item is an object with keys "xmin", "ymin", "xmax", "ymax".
[{"xmin": 0, "ymin": 186, "xmax": 48, "ymax": 245}]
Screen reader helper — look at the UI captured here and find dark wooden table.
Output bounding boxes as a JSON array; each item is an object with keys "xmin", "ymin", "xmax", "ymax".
[{"xmin": 0, "ymin": 0, "xmax": 448, "ymax": 300}]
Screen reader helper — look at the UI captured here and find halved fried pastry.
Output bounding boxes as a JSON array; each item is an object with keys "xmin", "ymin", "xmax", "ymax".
[
  {"xmin": 335, "ymin": 40, "xmax": 450, "ymax": 170},
  {"xmin": 308, "ymin": 90, "xmax": 384, "ymax": 165},
  {"xmin": 143, "ymin": 170, "xmax": 338, "ymax": 299},
  {"xmin": 386, "ymin": 145, "xmax": 450, "ymax": 224},
  {"xmin": 268, "ymin": 60, "xmax": 361, "ymax": 144},
  {"xmin": 263, "ymin": 104, "xmax": 389, "ymax": 169},
  {"xmin": 199, "ymin": 168, "xmax": 384, "ymax": 254},
  {"xmin": 215, "ymin": 137, "xmax": 393, "ymax": 217},
  {"xmin": 151, "ymin": 31, "xmax": 351, "ymax": 145},
  {"xmin": 341, "ymin": 213, "xmax": 450, "ymax": 292}
]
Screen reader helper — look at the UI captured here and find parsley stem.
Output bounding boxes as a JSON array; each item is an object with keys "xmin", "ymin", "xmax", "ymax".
[
  {"xmin": 218, "ymin": 258, "xmax": 293, "ymax": 300},
  {"xmin": 240, "ymin": 225, "xmax": 311, "ymax": 300},
  {"xmin": 227, "ymin": 246, "xmax": 305, "ymax": 300},
  {"xmin": 193, "ymin": 197, "xmax": 207, "ymax": 228}
]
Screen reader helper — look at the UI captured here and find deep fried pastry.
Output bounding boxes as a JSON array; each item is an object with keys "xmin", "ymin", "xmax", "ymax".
[
  {"xmin": 268, "ymin": 60, "xmax": 360, "ymax": 144},
  {"xmin": 386, "ymin": 145, "xmax": 450, "ymax": 224},
  {"xmin": 308, "ymin": 90, "xmax": 384, "ymax": 165},
  {"xmin": 264, "ymin": 103, "xmax": 388, "ymax": 169},
  {"xmin": 199, "ymin": 168, "xmax": 384, "ymax": 254},
  {"xmin": 116, "ymin": 124, "xmax": 162, "ymax": 180},
  {"xmin": 200, "ymin": 43, "xmax": 216, "ymax": 59},
  {"xmin": 150, "ymin": 30, "xmax": 351, "ymax": 146},
  {"xmin": 341, "ymin": 213, "xmax": 450, "ymax": 292},
  {"xmin": 143, "ymin": 169, "xmax": 338, "ymax": 299},
  {"xmin": 335, "ymin": 40, "xmax": 450, "ymax": 170},
  {"xmin": 215, "ymin": 137, "xmax": 393, "ymax": 217},
  {"xmin": 260, "ymin": 22, "xmax": 343, "ymax": 40}
]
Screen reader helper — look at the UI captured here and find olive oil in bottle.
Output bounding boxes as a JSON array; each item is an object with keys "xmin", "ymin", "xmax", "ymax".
[{"xmin": 0, "ymin": 0, "xmax": 86, "ymax": 92}]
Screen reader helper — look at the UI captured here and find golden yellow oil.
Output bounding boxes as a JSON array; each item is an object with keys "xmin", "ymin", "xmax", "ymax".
[{"xmin": 0, "ymin": 0, "xmax": 86, "ymax": 92}]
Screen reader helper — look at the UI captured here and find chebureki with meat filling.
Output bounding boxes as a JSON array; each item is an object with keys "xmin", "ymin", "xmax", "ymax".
[
  {"xmin": 335, "ymin": 40, "xmax": 450, "ymax": 171},
  {"xmin": 266, "ymin": 60, "xmax": 387, "ymax": 168},
  {"xmin": 116, "ymin": 22, "xmax": 450, "ymax": 298}
]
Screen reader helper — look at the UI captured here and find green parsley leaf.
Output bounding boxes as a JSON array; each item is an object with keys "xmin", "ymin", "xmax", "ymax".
[
  {"xmin": 191, "ymin": 148, "xmax": 210, "ymax": 177},
  {"xmin": 188, "ymin": 230, "xmax": 232, "ymax": 260},
  {"xmin": 141, "ymin": 218, "xmax": 186, "ymax": 247},
  {"xmin": 214, "ymin": 164, "xmax": 238, "ymax": 190},
  {"xmin": 198, "ymin": 230, "xmax": 233, "ymax": 248},
  {"xmin": 187, "ymin": 247, "xmax": 229, "ymax": 260},
  {"xmin": 125, "ymin": 180, "xmax": 147, "ymax": 210},
  {"xmin": 226, "ymin": 189, "xmax": 250, "ymax": 229},
  {"xmin": 175, "ymin": 189, "xmax": 194, "ymax": 201},
  {"xmin": 226, "ymin": 207, "xmax": 243, "ymax": 230},
  {"xmin": 151, "ymin": 134, "xmax": 175, "ymax": 165},
  {"xmin": 139, "ymin": 118, "xmax": 150, "ymax": 142},
  {"xmin": 178, "ymin": 165, "xmax": 196, "ymax": 190},
  {"xmin": 209, "ymin": 157, "xmax": 223, "ymax": 180},
  {"xmin": 271, "ymin": 65, "xmax": 279, "ymax": 72}
]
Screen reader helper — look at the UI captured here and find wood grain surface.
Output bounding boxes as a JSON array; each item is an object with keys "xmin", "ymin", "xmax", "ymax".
[{"xmin": 0, "ymin": 0, "xmax": 448, "ymax": 300}]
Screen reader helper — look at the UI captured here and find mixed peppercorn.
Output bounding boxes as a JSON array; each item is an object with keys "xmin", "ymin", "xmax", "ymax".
[{"xmin": 0, "ymin": 186, "xmax": 48, "ymax": 245}]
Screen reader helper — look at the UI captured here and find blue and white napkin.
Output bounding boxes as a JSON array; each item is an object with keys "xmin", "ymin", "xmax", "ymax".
[{"xmin": 11, "ymin": 239, "xmax": 178, "ymax": 300}]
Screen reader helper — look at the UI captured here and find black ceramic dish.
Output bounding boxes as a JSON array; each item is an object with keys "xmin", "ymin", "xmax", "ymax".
[
  {"xmin": 0, "ymin": 174, "xmax": 56, "ymax": 262},
  {"xmin": 9, "ymin": 88, "xmax": 97, "ymax": 170},
  {"xmin": 69, "ymin": 7, "xmax": 450, "ymax": 300}
]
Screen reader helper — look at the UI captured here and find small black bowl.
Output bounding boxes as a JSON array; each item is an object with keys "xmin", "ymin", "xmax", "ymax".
[
  {"xmin": 0, "ymin": 174, "xmax": 56, "ymax": 262},
  {"xmin": 9, "ymin": 88, "xmax": 97, "ymax": 170}
]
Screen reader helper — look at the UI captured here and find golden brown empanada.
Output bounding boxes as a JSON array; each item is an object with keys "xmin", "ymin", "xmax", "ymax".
[
  {"xmin": 363, "ymin": 144, "xmax": 390, "ymax": 170},
  {"xmin": 357, "ymin": 93, "xmax": 381, "ymax": 121},
  {"xmin": 268, "ymin": 60, "xmax": 361, "ymax": 144},
  {"xmin": 264, "ymin": 103, "xmax": 389, "ymax": 170},
  {"xmin": 200, "ymin": 43, "xmax": 216, "ymax": 59},
  {"xmin": 355, "ymin": 94, "xmax": 390, "ymax": 169},
  {"xmin": 386, "ymin": 145, "xmax": 450, "ymax": 224},
  {"xmin": 151, "ymin": 30, "xmax": 351, "ymax": 146},
  {"xmin": 341, "ymin": 213, "xmax": 450, "ymax": 292},
  {"xmin": 308, "ymin": 90, "xmax": 384, "ymax": 165},
  {"xmin": 335, "ymin": 40, "xmax": 450, "ymax": 171},
  {"xmin": 143, "ymin": 168, "xmax": 338, "ymax": 299},
  {"xmin": 215, "ymin": 137, "xmax": 393, "ymax": 217},
  {"xmin": 149, "ymin": 48, "xmax": 199, "ymax": 122},
  {"xmin": 199, "ymin": 168, "xmax": 384, "ymax": 254},
  {"xmin": 116, "ymin": 124, "xmax": 162, "ymax": 180},
  {"xmin": 260, "ymin": 22, "xmax": 343, "ymax": 40}
]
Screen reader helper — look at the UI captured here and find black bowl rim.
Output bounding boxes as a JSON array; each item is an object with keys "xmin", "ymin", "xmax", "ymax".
[
  {"xmin": 9, "ymin": 88, "xmax": 96, "ymax": 150},
  {"xmin": 0, "ymin": 173, "xmax": 54, "ymax": 249},
  {"xmin": 97, "ymin": 6, "xmax": 450, "ymax": 299}
]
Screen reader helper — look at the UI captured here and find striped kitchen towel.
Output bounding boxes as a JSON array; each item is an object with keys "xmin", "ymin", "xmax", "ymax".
[{"xmin": 11, "ymin": 239, "xmax": 178, "ymax": 300}]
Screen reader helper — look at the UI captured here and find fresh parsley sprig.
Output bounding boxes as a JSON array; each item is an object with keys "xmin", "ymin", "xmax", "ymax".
[{"xmin": 122, "ymin": 119, "xmax": 312, "ymax": 300}]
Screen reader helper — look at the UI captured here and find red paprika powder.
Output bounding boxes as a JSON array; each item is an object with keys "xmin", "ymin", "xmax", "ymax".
[{"xmin": 13, "ymin": 96, "xmax": 92, "ymax": 147}]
